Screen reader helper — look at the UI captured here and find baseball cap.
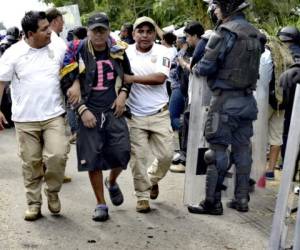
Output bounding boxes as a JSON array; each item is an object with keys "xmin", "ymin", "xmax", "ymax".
[
  {"xmin": 133, "ymin": 16, "xmax": 156, "ymax": 30},
  {"xmin": 46, "ymin": 8, "xmax": 67, "ymax": 23},
  {"xmin": 88, "ymin": 12, "xmax": 110, "ymax": 30}
]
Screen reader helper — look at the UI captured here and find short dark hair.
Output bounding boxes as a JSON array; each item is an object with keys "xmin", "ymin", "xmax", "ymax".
[
  {"xmin": 73, "ymin": 26, "xmax": 87, "ymax": 40},
  {"xmin": 66, "ymin": 29, "xmax": 74, "ymax": 42},
  {"xmin": 162, "ymin": 32, "xmax": 177, "ymax": 46},
  {"xmin": 45, "ymin": 8, "xmax": 65, "ymax": 23},
  {"xmin": 184, "ymin": 21, "xmax": 204, "ymax": 38},
  {"xmin": 21, "ymin": 11, "xmax": 47, "ymax": 38},
  {"xmin": 122, "ymin": 23, "xmax": 133, "ymax": 34}
]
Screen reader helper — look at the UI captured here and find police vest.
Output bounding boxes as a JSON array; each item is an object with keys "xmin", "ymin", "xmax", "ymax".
[{"xmin": 217, "ymin": 18, "xmax": 263, "ymax": 90}]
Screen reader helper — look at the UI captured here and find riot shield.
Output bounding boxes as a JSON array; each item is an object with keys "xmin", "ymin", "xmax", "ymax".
[
  {"xmin": 268, "ymin": 84, "xmax": 300, "ymax": 250},
  {"xmin": 183, "ymin": 73, "xmax": 211, "ymax": 205},
  {"xmin": 294, "ymin": 196, "xmax": 300, "ymax": 250},
  {"xmin": 58, "ymin": 5, "xmax": 82, "ymax": 41},
  {"xmin": 251, "ymin": 49, "xmax": 272, "ymax": 183}
]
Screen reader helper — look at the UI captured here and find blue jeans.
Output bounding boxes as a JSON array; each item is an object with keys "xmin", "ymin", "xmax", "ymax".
[{"xmin": 169, "ymin": 88, "xmax": 185, "ymax": 131}]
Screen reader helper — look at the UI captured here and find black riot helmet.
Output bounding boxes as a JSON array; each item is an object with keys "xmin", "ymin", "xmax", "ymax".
[
  {"xmin": 212, "ymin": 0, "xmax": 249, "ymax": 17},
  {"xmin": 277, "ymin": 26, "xmax": 300, "ymax": 43},
  {"xmin": 6, "ymin": 26, "xmax": 20, "ymax": 42}
]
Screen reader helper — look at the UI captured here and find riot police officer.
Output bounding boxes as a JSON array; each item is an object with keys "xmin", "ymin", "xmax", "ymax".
[
  {"xmin": 277, "ymin": 26, "xmax": 300, "ymax": 61},
  {"xmin": 276, "ymin": 26, "xmax": 300, "ymax": 170},
  {"xmin": 188, "ymin": 0, "xmax": 266, "ymax": 215},
  {"xmin": 0, "ymin": 26, "xmax": 20, "ymax": 56}
]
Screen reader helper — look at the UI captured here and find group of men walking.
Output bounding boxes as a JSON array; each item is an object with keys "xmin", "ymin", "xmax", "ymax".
[
  {"xmin": 0, "ymin": 8, "xmax": 173, "ymax": 222},
  {"xmin": 0, "ymin": 0, "xmax": 299, "ymax": 225}
]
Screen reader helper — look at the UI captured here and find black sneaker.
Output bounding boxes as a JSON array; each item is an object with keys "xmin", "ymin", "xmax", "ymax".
[
  {"xmin": 227, "ymin": 199, "xmax": 249, "ymax": 212},
  {"xmin": 188, "ymin": 200, "xmax": 223, "ymax": 215},
  {"xmin": 92, "ymin": 205, "xmax": 109, "ymax": 222},
  {"xmin": 104, "ymin": 177, "xmax": 124, "ymax": 206}
]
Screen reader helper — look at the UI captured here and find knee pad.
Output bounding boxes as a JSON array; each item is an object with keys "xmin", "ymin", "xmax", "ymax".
[
  {"xmin": 205, "ymin": 147, "xmax": 229, "ymax": 177},
  {"xmin": 204, "ymin": 149, "xmax": 216, "ymax": 165}
]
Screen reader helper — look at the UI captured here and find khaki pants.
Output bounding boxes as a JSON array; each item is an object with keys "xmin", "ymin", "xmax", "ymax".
[
  {"xmin": 127, "ymin": 110, "xmax": 173, "ymax": 201},
  {"xmin": 15, "ymin": 116, "xmax": 69, "ymax": 209},
  {"xmin": 268, "ymin": 105, "xmax": 285, "ymax": 146}
]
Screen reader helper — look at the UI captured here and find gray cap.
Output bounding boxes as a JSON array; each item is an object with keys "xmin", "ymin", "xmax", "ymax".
[{"xmin": 133, "ymin": 16, "xmax": 156, "ymax": 30}]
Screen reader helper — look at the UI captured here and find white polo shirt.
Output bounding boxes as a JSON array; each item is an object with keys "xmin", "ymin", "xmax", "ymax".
[
  {"xmin": 126, "ymin": 43, "xmax": 171, "ymax": 116},
  {"xmin": 0, "ymin": 39, "xmax": 65, "ymax": 122},
  {"xmin": 51, "ymin": 31, "xmax": 67, "ymax": 54}
]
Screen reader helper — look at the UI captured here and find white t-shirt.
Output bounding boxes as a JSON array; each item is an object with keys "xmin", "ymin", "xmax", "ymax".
[
  {"xmin": 258, "ymin": 48, "xmax": 273, "ymax": 90},
  {"xmin": 165, "ymin": 46, "xmax": 177, "ymax": 62},
  {"xmin": 51, "ymin": 31, "xmax": 67, "ymax": 54},
  {"xmin": 126, "ymin": 43, "xmax": 171, "ymax": 116},
  {"xmin": 0, "ymin": 39, "xmax": 66, "ymax": 122}
]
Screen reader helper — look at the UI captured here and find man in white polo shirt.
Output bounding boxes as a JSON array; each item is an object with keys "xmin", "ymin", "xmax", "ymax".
[
  {"xmin": 124, "ymin": 16, "xmax": 173, "ymax": 213},
  {"xmin": 0, "ymin": 11, "xmax": 69, "ymax": 221}
]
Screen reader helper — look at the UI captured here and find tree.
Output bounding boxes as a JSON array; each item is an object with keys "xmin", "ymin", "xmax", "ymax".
[
  {"xmin": 41, "ymin": 0, "xmax": 94, "ymax": 14},
  {"xmin": 41, "ymin": 0, "xmax": 300, "ymax": 34},
  {"xmin": 248, "ymin": 0, "xmax": 300, "ymax": 35}
]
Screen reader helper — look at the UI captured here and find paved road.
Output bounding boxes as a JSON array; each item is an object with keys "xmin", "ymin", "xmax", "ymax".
[{"xmin": 0, "ymin": 128, "xmax": 285, "ymax": 250}]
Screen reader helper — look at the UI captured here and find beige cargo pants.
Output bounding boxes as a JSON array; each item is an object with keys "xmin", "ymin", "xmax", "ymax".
[
  {"xmin": 128, "ymin": 110, "xmax": 174, "ymax": 201},
  {"xmin": 14, "ymin": 116, "xmax": 69, "ymax": 209}
]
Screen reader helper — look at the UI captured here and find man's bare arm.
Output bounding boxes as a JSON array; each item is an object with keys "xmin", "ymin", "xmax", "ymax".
[{"xmin": 124, "ymin": 73, "xmax": 167, "ymax": 85}]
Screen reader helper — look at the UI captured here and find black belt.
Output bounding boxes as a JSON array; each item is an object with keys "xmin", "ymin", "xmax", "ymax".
[
  {"xmin": 153, "ymin": 104, "xmax": 168, "ymax": 115},
  {"xmin": 210, "ymin": 89, "xmax": 253, "ymax": 112}
]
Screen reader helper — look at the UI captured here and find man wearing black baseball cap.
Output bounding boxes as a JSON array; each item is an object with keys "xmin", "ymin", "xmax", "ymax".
[
  {"xmin": 87, "ymin": 12, "xmax": 110, "ymax": 30},
  {"xmin": 60, "ymin": 12, "xmax": 132, "ymax": 222}
]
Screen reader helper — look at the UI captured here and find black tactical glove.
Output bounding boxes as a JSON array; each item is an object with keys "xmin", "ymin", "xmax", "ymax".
[{"xmin": 280, "ymin": 65, "xmax": 300, "ymax": 90}]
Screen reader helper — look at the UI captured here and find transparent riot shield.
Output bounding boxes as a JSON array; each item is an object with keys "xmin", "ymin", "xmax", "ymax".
[
  {"xmin": 58, "ymin": 5, "xmax": 82, "ymax": 41},
  {"xmin": 184, "ymin": 73, "xmax": 211, "ymax": 205},
  {"xmin": 294, "ymin": 197, "xmax": 300, "ymax": 250},
  {"xmin": 268, "ymin": 84, "xmax": 300, "ymax": 250},
  {"xmin": 251, "ymin": 49, "xmax": 272, "ymax": 183}
]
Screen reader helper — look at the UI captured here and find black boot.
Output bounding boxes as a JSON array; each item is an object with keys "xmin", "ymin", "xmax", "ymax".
[
  {"xmin": 188, "ymin": 199, "xmax": 223, "ymax": 215},
  {"xmin": 228, "ymin": 172, "xmax": 250, "ymax": 212},
  {"xmin": 227, "ymin": 198, "xmax": 248, "ymax": 212}
]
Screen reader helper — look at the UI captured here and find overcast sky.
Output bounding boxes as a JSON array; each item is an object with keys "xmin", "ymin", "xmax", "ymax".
[{"xmin": 0, "ymin": 0, "xmax": 51, "ymax": 29}]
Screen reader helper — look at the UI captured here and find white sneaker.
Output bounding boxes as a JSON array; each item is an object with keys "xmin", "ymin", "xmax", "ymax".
[
  {"xmin": 170, "ymin": 163, "xmax": 185, "ymax": 173},
  {"xmin": 294, "ymin": 185, "xmax": 300, "ymax": 195}
]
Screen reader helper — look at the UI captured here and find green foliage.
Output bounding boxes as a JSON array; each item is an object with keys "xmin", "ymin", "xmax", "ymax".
[
  {"xmin": 247, "ymin": 0, "xmax": 300, "ymax": 35},
  {"xmin": 41, "ymin": 0, "xmax": 300, "ymax": 36},
  {"xmin": 40, "ymin": 0, "xmax": 94, "ymax": 14},
  {"xmin": 92, "ymin": 0, "xmax": 155, "ymax": 30}
]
